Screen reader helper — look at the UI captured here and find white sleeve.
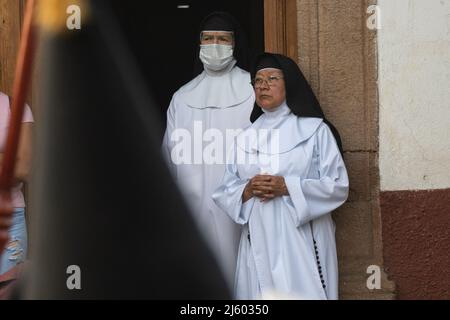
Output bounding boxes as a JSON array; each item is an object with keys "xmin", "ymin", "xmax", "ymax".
[
  {"xmin": 212, "ymin": 142, "xmax": 254, "ymax": 225},
  {"xmin": 161, "ymin": 96, "xmax": 177, "ymax": 176},
  {"xmin": 284, "ymin": 123, "xmax": 349, "ymax": 227}
]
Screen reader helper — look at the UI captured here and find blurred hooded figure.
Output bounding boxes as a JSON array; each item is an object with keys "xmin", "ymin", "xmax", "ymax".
[
  {"xmin": 23, "ymin": 0, "xmax": 229, "ymax": 299},
  {"xmin": 162, "ymin": 12, "xmax": 255, "ymax": 286},
  {"xmin": 213, "ymin": 53, "xmax": 349, "ymax": 300}
]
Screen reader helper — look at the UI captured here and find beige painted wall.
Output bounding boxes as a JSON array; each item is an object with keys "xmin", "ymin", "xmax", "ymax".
[{"xmin": 378, "ymin": 0, "xmax": 450, "ymax": 191}]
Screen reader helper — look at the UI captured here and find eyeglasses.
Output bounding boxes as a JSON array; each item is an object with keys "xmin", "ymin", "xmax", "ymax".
[{"xmin": 251, "ymin": 75, "xmax": 284, "ymax": 89}]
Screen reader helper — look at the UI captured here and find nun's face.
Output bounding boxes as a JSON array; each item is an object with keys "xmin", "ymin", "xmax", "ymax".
[{"xmin": 254, "ymin": 69, "xmax": 286, "ymax": 111}]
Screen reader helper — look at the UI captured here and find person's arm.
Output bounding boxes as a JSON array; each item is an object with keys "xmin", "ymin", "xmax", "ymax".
[
  {"xmin": 0, "ymin": 210, "xmax": 12, "ymax": 250},
  {"xmin": 13, "ymin": 122, "xmax": 33, "ymax": 183},
  {"xmin": 242, "ymin": 182, "xmax": 254, "ymax": 203},
  {"xmin": 250, "ymin": 175, "xmax": 289, "ymax": 202},
  {"xmin": 0, "ymin": 123, "xmax": 33, "ymax": 183},
  {"xmin": 0, "ymin": 194, "xmax": 13, "ymax": 253},
  {"xmin": 283, "ymin": 123, "xmax": 349, "ymax": 227}
]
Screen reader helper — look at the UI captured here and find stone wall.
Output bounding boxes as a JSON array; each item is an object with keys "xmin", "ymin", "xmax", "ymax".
[{"xmin": 296, "ymin": 0, "xmax": 395, "ymax": 299}]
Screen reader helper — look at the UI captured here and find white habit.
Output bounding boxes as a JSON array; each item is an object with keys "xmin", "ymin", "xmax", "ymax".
[
  {"xmin": 162, "ymin": 61, "xmax": 255, "ymax": 286},
  {"xmin": 212, "ymin": 103, "xmax": 349, "ymax": 299}
]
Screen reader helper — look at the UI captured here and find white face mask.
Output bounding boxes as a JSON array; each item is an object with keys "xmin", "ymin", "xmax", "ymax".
[{"xmin": 199, "ymin": 44, "xmax": 234, "ymax": 71}]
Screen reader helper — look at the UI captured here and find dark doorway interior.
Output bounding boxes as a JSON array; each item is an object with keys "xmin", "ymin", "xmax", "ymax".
[{"xmin": 110, "ymin": 1, "xmax": 265, "ymax": 134}]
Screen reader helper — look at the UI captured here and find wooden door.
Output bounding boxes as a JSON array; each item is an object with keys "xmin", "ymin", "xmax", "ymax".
[{"xmin": 264, "ymin": 0, "xmax": 298, "ymax": 62}]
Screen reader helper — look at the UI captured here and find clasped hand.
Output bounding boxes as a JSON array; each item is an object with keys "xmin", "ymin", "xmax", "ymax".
[{"xmin": 243, "ymin": 175, "xmax": 289, "ymax": 203}]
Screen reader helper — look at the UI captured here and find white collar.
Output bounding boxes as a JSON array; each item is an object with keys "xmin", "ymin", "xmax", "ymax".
[
  {"xmin": 178, "ymin": 65, "xmax": 254, "ymax": 109},
  {"xmin": 237, "ymin": 102, "xmax": 323, "ymax": 154}
]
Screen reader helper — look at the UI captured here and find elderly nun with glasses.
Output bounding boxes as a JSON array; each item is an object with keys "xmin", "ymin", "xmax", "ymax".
[{"xmin": 212, "ymin": 53, "xmax": 349, "ymax": 300}]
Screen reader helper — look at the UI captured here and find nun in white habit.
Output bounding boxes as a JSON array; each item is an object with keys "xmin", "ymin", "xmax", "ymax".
[
  {"xmin": 162, "ymin": 12, "xmax": 255, "ymax": 286},
  {"xmin": 212, "ymin": 53, "xmax": 349, "ymax": 300}
]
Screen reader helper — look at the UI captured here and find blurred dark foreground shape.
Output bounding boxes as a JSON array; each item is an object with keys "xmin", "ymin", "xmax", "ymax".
[{"xmin": 18, "ymin": 0, "xmax": 230, "ymax": 299}]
